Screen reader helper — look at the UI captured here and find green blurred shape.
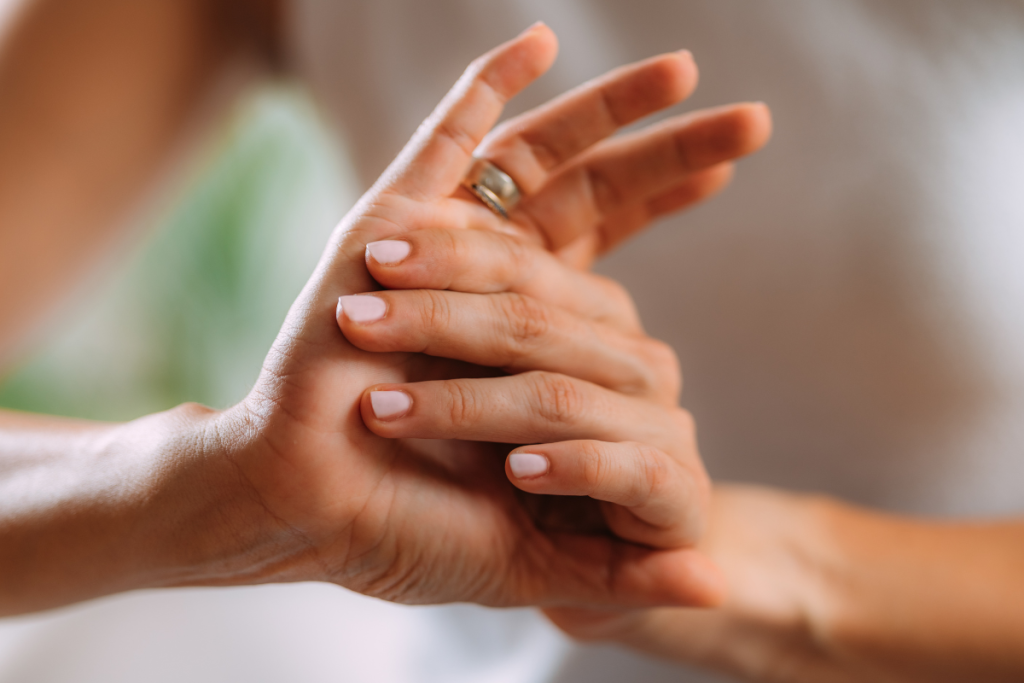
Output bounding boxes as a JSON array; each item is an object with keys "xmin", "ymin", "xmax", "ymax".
[{"xmin": 0, "ymin": 86, "xmax": 353, "ymax": 422}]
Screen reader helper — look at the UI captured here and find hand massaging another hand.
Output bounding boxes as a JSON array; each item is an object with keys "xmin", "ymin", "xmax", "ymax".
[
  {"xmin": 316, "ymin": 24, "xmax": 769, "ymax": 604},
  {"xmin": 0, "ymin": 23, "xmax": 770, "ymax": 615}
]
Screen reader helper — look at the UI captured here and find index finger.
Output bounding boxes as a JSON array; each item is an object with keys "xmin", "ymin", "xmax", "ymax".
[{"xmin": 383, "ymin": 23, "xmax": 558, "ymax": 200}]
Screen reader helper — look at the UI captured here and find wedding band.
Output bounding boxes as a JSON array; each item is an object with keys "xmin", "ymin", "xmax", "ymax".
[{"xmin": 461, "ymin": 157, "xmax": 522, "ymax": 219}]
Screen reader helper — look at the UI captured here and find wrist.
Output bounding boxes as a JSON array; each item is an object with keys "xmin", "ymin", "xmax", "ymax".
[{"xmin": 126, "ymin": 402, "xmax": 313, "ymax": 590}]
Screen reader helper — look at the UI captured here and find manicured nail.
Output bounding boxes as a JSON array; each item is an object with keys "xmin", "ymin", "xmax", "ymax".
[
  {"xmin": 509, "ymin": 452, "xmax": 549, "ymax": 478},
  {"xmin": 370, "ymin": 391, "xmax": 412, "ymax": 420},
  {"xmin": 338, "ymin": 295, "xmax": 386, "ymax": 323},
  {"xmin": 366, "ymin": 240, "xmax": 410, "ymax": 265}
]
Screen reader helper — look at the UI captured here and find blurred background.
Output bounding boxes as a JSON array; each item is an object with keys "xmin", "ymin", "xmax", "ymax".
[{"xmin": 0, "ymin": 85, "xmax": 351, "ymax": 420}]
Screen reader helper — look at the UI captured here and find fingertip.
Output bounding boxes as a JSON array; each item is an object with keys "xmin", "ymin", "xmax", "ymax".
[
  {"xmin": 643, "ymin": 51, "xmax": 699, "ymax": 108},
  {"xmin": 503, "ymin": 21, "xmax": 559, "ymax": 87},
  {"xmin": 366, "ymin": 240, "xmax": 411, "ymax": 266},
  {"xmin": 337, "ymin": 294, "xmax": 387, "ymax": 324},
  {"xmin": 743, "ymin": 101, "xmax": 774, "ymax": 150},
  {"xmin": 709, "ymin": 102, "xmax": 773, "ymax": 158},
  {"xmin": 364, "ymin": 388, "xmax": 413, "ymax": 422},
  {"xmin": 699, "ymin": 161, "xmax": 736, "ymax": 192},
  {"xmin": 668, "ymin": 49, "xmax": 699, "ymax": 101},
  {"xmin": 507, "ymin": 451, "xmax": 551, "ymax": 480},
  {"xmin": 521, "ymin": 21, "xmax": 559, "ymax": 59}
]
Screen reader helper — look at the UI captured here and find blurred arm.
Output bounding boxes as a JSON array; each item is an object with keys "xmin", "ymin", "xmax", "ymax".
[
  {"xmin": 552, "ymin": 487, "xmax": 1024, "ymax": 682},
  {"xmin": 0, "ymin": 0, "xmax": 280, "ymax": 364}
]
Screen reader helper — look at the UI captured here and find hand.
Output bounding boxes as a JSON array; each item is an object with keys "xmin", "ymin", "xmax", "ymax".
[
  {"xmin": 543, "ymin": 486, "xmax": 826, "ymax": 682},
  {"xmin": 342, "ymin": 223, "xmax": 706, "ymax": 550},
  {"xmin": 142, "ymin": 24, "xmax": 769, "ymax": 609}
]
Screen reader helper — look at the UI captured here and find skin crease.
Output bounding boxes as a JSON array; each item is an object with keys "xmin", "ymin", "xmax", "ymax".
[{"xmin": 2, "ymin": 1, "xmax": 1024, "ymax": 681}]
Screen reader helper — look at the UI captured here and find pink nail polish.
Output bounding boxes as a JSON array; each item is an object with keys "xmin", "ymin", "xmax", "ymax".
[
  {"xmin": 338, "ymin": 295, "xmax": 386, "ymax": 323},
  {"xmin": 509, "ymin": 452, "xmax": 549, "ymax": 478},
  {"xmin": 370, "ymin": 391, "xmax": 412, "ymax": 419},
  {"xmin": 366, "ymin": 240, "xmax": 411, "ymax": 265}
]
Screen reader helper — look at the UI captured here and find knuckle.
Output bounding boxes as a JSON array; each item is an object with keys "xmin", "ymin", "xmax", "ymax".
[
  {"xmin": 580, "ymin": 443, "xmax": 608, "ymax": 491},
  {"xmin": 594, "ymin": 274, "xmax": 633, "ymax": 309},
  {"xmin": 445, "ymin": 380, "xmax": 482, "ymax": 428},
  {"xmin": 421, "ymin": 290, "xmax": 452, "ymax": 334},
  {"xmin": 640, "ymin": 338, "xmax": 683, "ymax": 399},
  {"xmin": 501, "ymin": 294, "xmax": 550, "ymax": 360},
  {"xmin": 670, "ymin": 408, "xmax": 697, "ymax": 442},
  {"xmin": 436, "ymin": 228, "xmax": 463, "ymax": 270},
  {"xmin": 588, "ymin": 274, "xmax": 643, "ymax": 330},
  {"xmin": 583, "ymin": 166, "xmax": 622, "ymax": 214},
  {"xmin": 435, "ymin": 118, "xmax": 478, "ymax": 157},
  {"xmin": 632, "ymin": 443, "xmax": 670, "ymax": 504},
  {"xmin": 529, "ymin": 371, "xmax": 586, "ymax": 427},
  {"xmin": 498, "ymin": 233, "xmax": 536, "ymax": 284}
]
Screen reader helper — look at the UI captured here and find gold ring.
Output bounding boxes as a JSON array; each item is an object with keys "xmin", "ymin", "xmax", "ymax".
[{"xmin": 461, "ymin": 157, "xmax": 522, "ymax": 219}]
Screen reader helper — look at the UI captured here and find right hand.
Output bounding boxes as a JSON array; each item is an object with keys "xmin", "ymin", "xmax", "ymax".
[
  {"xmin": 342, "ymin": 222, "xmax": 709, "ymax": 552},
  {"xmin": 142, "ymin": 24, "xmax": 768, "ymax": 610}
]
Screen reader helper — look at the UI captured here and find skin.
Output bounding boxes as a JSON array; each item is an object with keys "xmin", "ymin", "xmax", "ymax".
[
  {"xmin": 545, "ymin": 487, "xmax": 1024, "ymax": 683},
  {"xmin": 2, "ymin": 1, "xmax": 1023, "ymax": 681},
  {"xmin": 0, "ymin": 24, "xmax": 769, "ymax": 615}
]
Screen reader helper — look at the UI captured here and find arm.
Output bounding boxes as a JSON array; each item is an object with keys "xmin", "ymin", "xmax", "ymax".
[
  {"xmin": 548, "ymin": 485, "xmax": 1024, "ymax": 683},
  {"xmin": 0, "ymin": 405, "xmax": 272, "ymax": 615}
]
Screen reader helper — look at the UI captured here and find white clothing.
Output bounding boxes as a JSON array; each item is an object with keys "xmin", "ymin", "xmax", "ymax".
[{"xmin": 3, "ymin": 2, "xmax": 1024, "ymax": 682}]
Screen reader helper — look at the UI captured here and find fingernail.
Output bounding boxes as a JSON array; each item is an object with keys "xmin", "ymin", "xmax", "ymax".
[
  {"xmin": 509, "ymin": 452, "xmax": 549, "ymax": 478},
  {"xmin": 366, "ymin": 240, "xmax": 411, "ymax": 265},
  {"xmin": 338, "ymin": 295, "xmax": 386, "ymax": 323},
  {"xmin": 370, "ymin": 391, "xmax": 412, "ymax": 420}
]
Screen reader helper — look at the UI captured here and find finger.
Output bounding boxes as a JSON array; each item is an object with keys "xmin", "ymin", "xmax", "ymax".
[
  {"xmin": 517, "ymin": 102, "xmax": 772, "ymax": 249},
  {"xmin": 359, "ymin": 372, "xmax": 691, "ymax": 452},
  {"xmin": 591, "ymin": 162, "xmax": 736, "ymax": 256},
  {"xmin": 473, "ymin": 50, "xmax": 698, "ymax": 195},
  {"xmin": 522, "ymin": 533, "xmax": 726, "ymax": 609},
  {"xmin": 550, "ymin": 162, "xmax": 736, "ymax": 269},
  {"xmin": 385, "ymin": 23, "xmax": 558, "ymax": 200},
  {"xmin": 505, "ymin": 440, "xmax": 709, "ymax": 548},
  {"xmin": 363, "ymin": 228, "xmax": 642, "ymax": 331},
  {"xmin": 337, "ymin": 291, "xmax": 672, "ymax": 398}
]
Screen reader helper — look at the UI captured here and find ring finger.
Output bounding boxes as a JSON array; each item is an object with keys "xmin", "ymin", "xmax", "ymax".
[{"xmin": 359, "ymin": 370, "xmax": 691, "ymax": 452}]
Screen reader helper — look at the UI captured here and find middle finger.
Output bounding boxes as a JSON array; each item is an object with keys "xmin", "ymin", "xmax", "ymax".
[
  {"xmin": 473, "ymin": 50, "xmax": 699, "ymax": 195},
  {"xmin": 363, "ymin": 227, "xmax": 642, "ymax": 332},
  {"xmin": 337, "ymin": 290, "xmax": 679, "ymax": 402}
]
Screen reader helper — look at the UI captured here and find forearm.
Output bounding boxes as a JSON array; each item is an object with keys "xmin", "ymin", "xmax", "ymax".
[
  {"xmin": 808, "ymin": 501, "xmax": 1024, "ymax": 681},
  {"xmin": 0, "ymin": 405, "xmax": 279, "ymax": 616},
  {"xmin": 601, "ymin": 489, "xmax": 1024, "ymax": 683}
]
